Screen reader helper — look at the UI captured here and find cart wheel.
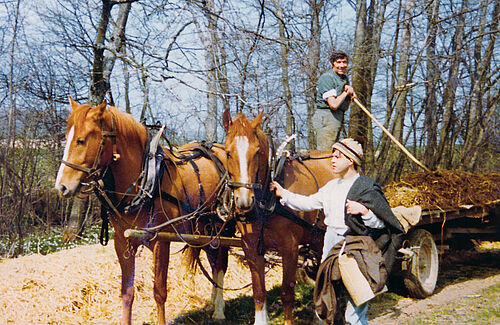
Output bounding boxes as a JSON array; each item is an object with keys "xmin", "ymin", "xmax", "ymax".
[{"xmin": 403, "ymin": 229, "xmax": 439, "ymax": 298}]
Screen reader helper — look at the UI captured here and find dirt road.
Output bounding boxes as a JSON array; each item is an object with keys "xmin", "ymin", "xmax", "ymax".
[{"xmin": 369, "ymin": 245, "xmax": 500, "ymax": 324}]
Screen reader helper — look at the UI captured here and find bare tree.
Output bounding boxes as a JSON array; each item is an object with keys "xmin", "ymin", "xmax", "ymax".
[
  {"xmin": 90, "ymin": 0, "xmax": 133, "ymax": 104},
  {"xmin": 271, "ymin": 0, "xmax": 295, "ymax": 150},
  {"xmin": 422, "ymin": 0, "xmax": 440, "ymax": 170},
  {"xmin": 435, "ymin": 0, "xmax": 468, "ymax": 169},
  {"xmin": 305, "ymin": 0, "xmax": 324, "ymax": 149},
  {"xmin": 459, "ymin": 0, "xmax": 499, "ymax": 170},
  {"xmin": 62, "ymin": 0, "xmax": 133, "ymax": 241},
  {"xmin": 350, "ymin": 0, "xmax": 388, "ymax": 170}
]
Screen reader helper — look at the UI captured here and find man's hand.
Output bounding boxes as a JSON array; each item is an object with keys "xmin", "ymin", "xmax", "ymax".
[
  {"xmin": 345, "ymin": 199, "xmax": 368, "ymax": 215},
  {"xmin": 270, "ymin": 181, "xmax": 285, "ymax": 198},
  {"xmin": 343, "ymin": 85, "xmax": 357, "ymax": 99}
]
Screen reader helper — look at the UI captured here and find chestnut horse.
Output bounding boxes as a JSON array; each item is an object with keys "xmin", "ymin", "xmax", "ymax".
[
  {"xmin": 222, "ymin": 110, "xmax": 335, "ymax": 325},
  {"xmin": 55, "ymin": 99, "xmax": 232, "ymax": 325}
]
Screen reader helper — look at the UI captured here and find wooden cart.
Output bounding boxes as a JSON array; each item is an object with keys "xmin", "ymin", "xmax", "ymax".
[
  {"xmin": 396, "ymin": 200, "xmax": 499, "ymax": 298},
  {"xmin": 124, "ymin": 200, "xmax": 499, "ymax": 299}
]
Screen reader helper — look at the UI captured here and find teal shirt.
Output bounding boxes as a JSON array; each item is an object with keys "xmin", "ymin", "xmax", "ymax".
[{"xmin": 316, "ymin": 69, "xmax": 349, "ymax": 112}]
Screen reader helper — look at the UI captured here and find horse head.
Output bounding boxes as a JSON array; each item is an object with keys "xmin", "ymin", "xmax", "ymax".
[
  {"xmin": 54, "ymin": 98, "xmax": 121, "ymax": 198},
  {"xmin": 222, "ymin": 109, "xmax": 269, "ymax": 215}
]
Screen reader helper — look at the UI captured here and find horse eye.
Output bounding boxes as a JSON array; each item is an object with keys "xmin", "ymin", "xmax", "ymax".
[{"xmin": 76, "ymin": 138, "xmax": 85, "ymax": 145}]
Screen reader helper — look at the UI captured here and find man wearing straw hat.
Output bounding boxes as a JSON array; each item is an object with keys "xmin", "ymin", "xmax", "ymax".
[{"xmin": 270, "ymin": 138, "xmax": 403, "ymax": 324}]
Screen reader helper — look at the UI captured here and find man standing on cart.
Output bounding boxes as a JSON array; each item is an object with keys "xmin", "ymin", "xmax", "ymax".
[{"xmin": 313, "ymin": 51, "xmax": 357, "ymax": 151}]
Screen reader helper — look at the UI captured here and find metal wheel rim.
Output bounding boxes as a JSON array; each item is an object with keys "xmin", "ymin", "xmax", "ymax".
[{"xmin": 417, "ymin": 236, "xmax": 437, "ymax": 290}]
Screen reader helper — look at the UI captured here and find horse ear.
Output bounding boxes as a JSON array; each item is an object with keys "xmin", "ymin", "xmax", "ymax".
[
  {"xmin": 69, "ymin": 97, "xmax": 79, "ymax": 111},
  {"xmin": 94, "ymin": 100, "xmax": 108, "ymax": 119},
  {"xmin": 251, "ymin": 111, "xmax": 264, "ymax": 129},
  {"xmin": 222, "ymin": 109, "xmax": 232, "ymax": 131}
]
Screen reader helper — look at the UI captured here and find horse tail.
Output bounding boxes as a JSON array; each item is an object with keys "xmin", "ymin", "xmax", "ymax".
[{"xmin": 183, "ymin": 245, "xmax": 201, "ymax": 274}]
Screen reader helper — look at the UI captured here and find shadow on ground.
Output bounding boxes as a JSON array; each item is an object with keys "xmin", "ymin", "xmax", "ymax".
[
  {"xmin": 367, "ymin": 247, "xmax": 500, "ymax": 321},
  {"xmin": 167, "ymin": 248, "xmax": 500, "ymax": 324}
]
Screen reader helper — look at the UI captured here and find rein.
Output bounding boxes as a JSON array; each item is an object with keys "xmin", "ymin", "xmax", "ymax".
[{"xmin": 140, "ymin": 143, "xmax": 230, "ymax": 233}]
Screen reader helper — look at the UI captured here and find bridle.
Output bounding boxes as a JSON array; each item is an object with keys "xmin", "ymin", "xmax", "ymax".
[
  {"xmin": 225, "ymin": 131, "xmax": 273, "ymax": 209},
  {"xmin": 60, "ymin": 112, "xmax": 126, "ymax": 246},
  {"xmin": 226, "ymin": 180, "xmax": 262, "ymax": 190},
  {"xmin": 61, "ymin": 114, "xmax": 119, "ymax": 181},
  {"xmin": 225, "ymin": 138, "xmax": 264, "ymax": 191}
]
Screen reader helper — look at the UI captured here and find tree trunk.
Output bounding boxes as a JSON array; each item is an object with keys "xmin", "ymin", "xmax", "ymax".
[
  {"xmin": 4, "ymin": 0, "xmax": 22, "ymax": 255},
  {"xmin": 388, "ymin": 0, "xmax": 415, "ymax": 181},
  {"xmin": 90, "ymin": 0, "xmax": 131, "ymax": 105},
  {"xmin": 460, "ymin": 0, "xmax": 499, "ymax": 170},
  {"xmin": 435, "ymin": 0, "xmax": 468, "ymax": 169},
  {"xmin": 273, "ymin": 0, "xmax": 296, "ymax": 150},
  {"xmin": 62, "ymin": 194, "xmax": 89, "ymax": 243},
  {"xmin": 374, "ymin": 0, "xmax": 415, "ymax": 184},
  {"xmin": 422, "ymin": 0, "xmax": 440, "ymax": 170},
  {"xmin": 306, "ymin": 0, "xmax": 324, "ymax": 149},
  {"xmin": 350, "ymin": 0, "xmax": 388, "ymax": 171},
  {"xmin": 201, "ymin": 0, "xmax": 219, "ymax": 141},
  {"xmin": 217, "ymin": 28, "xmax": 230, "ymax": 114}
]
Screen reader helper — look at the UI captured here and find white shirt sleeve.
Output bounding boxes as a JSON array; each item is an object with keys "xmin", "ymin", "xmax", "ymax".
[
  {"xmin": 279, "ymin": 188, "xmax": 324, "ymax": 212},
  {"xmin": 322, "ymin": 88, "xmax": 337, "ymax": 99},
  {"xmin": 361, "ymin": 209, "xmax": 385, "ymax": 229}
]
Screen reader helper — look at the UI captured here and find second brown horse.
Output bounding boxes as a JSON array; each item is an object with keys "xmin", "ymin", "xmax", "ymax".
[{"xmin": 223, "ymin": 109, "xmax": 334, "ymax": 325}]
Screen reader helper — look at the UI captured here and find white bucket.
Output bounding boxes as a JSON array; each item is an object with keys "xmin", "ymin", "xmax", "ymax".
[{"xmin": 338, "ymin": 241, "xmax": 375, "ymax": 306}]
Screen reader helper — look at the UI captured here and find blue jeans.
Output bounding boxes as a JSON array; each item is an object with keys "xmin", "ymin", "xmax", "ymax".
[{"xmin": 321, "ymin": 227, "xmax": 369, "ymax": 325}]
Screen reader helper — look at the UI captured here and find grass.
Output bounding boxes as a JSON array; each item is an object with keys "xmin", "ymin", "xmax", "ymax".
[
  {"xmin": 406, "ymin": 283, "xmax": 500, "ymax": 324},
  {"xmin": 0, "ymin": 224, "xmax": 111, "ymax": 257},
  {"xmin": 169, "ymin": 283, "xmax": 319, "ymax": 324}
]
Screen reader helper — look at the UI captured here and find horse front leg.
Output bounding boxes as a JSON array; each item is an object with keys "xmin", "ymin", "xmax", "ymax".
[
  {"xmin": 153, "ymin": 240, "xmax": 171, "ymax": 325},
  {"xmin": 206, "ymin": 245, "xmax": 229, "ymax": 320},
  {"xmin": 114, "ymin": 235, "xmax": 137, "ymax": 325},
  {"xmin": 280, "ymin": 242, "xmax": 299, "ymax": 325},
  {"xmin": 238, "ymin": 222, "xmax": 268, "ymax": 325}
]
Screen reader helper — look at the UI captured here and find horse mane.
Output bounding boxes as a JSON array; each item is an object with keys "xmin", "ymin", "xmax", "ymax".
[
  {"xmin": 106, "ymin": 105, "xmax": 147, "ymax": 142},
  {"xmin": 67, "ymin": 103, "xmax": 147, "ymax": 144}
]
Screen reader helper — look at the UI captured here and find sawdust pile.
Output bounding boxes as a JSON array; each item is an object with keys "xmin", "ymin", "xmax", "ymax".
[
  {"xmin": 383, "ymin": 170, "xmax": 500, "ymax": 209},
  {"xmin": 0, "ymin": 242, "xmax": 282, "ymax": 324}
]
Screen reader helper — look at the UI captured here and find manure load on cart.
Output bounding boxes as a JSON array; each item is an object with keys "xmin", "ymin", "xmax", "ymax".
[
  {"xmin": 382, "ymin": 170, "xmax": 499, "ymax": 298},
  {"xmin": 384, "ymin": 169, "xmax": 499, "ymax": 210}
]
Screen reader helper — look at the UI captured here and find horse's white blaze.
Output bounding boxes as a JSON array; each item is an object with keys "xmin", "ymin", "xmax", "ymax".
[
  {"xmin": 235, "ymin": 136, "xmax": 249, "ymax": 184},
  {"xmin": 235, "ymin": 136, "xmax": 251, "ymax": 204},
  {"xmin": 254, "ymin": 301, "xmax": 269, "ymax": 325},
  {"xmin": 55, "ymin": 126, "xmax": 74, "ymax": 187},
  {"xmin": 211, "ymin": 270, "xmax": 226, "ymax": 320}
]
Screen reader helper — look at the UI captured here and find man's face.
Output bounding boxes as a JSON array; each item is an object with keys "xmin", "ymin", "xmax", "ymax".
[
  {"xmin": 330, "ymin": 149, "xmax": 353, "ymax": 174},
  {"xmin": 331, "ymin": 58, "xmax": 348, "ymax": 75}
]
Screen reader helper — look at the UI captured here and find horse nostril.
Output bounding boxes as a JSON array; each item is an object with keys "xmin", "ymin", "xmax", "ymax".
[{"xmin": 56, "ymin": 184, "xmax": 68, "ymax": 196}]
